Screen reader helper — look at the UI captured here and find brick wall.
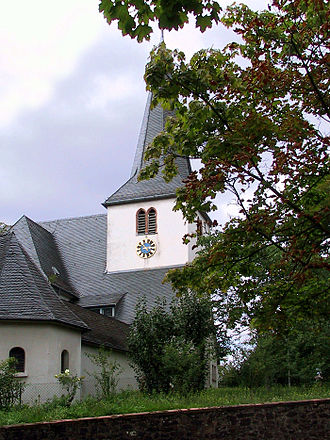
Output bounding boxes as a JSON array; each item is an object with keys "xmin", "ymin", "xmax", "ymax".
[{"xmin": 0, "ymin": 399, "xmax": 329, "ymax": 440}]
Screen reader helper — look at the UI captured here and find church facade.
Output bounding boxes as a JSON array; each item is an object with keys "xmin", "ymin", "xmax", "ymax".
[{"xmin": 0, "ymin": 94, "xmax": 217, "ymax": 403}]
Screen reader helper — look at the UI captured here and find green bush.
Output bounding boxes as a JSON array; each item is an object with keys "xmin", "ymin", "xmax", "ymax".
[
  {"xmin": 54, "ymin": 370, "xmax": 84, "ymax": 406},
  {"xmin": 128, "ymin": 293, "xmax": 225, "ymax": 394},
  {"xmin": 0, "ymin": 358, "xmax": 25, "ymax": 410},
  {"xmin": 85, "ymin": 348, "xmax": 122, "ymax": 398}
]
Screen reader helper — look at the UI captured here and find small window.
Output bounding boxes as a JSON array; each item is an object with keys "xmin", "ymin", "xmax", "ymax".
[
  {"xmin": 99, "ymin": 306, "xmax": 115, "ymax": 317},
  {"xmin": 137, "ymin": 209, "xmax": 146, "ymax": 234},
  {"xmin": 9, "ymin": 347, "xmax": 25, "ymax": 373},
  {"xmin": 147, "ymin": 208, "xmax": 157, "ymax": 234},
  {"xmin": 61, "ymin": 350, "xmax": 69, "ymax": 373},
  {"xmin": 90, "ymin": 306, "xmax": 115, "ymax": 317}
]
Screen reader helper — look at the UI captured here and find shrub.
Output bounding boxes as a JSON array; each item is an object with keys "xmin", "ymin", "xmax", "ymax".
[
  {"xmin": 55, "ymin": 369, "xmax": 84, "ymax": 406},
  {"xmin": 85, "ymin": 348, "xmax": 122, "ymax": 398},
  {"xmin": 0, "ymin": 358, "xmax": 25, "ymax": 410},
  {"xmin": 128, "ymin": 293, "xmax": 225, "ymax": 394}
]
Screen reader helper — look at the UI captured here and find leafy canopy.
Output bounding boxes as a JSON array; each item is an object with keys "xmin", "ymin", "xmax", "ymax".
[
  {"xmin": 99, "ymin": 0, "xmax": 221, "ymax": 42},
  {"xmin": 100, "ymin": 0, "xmax": 329, "ymax": 334}
]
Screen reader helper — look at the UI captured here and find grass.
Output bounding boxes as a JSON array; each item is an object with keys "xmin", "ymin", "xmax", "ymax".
[{"xmin": 0, "ymin": 384, "xmax": 329, "ymax": 427}]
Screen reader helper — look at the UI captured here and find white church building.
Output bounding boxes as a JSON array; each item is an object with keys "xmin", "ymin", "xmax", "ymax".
[{"xmin": 0, "ymin": 93, "xmax": 217, "ymax": 403}]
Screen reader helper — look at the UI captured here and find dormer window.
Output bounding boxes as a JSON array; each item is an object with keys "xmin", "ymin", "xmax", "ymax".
[
  {"xmin": 90, "ymin": 306, "xmax": 115, "ymax": 317},
  {"xmin": 136, "ymin": 208, "xmax": 157, "ymax": 235}
]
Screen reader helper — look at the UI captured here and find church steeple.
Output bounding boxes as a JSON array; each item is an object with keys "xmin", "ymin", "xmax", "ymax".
[
  {"xmin": 103, "ymin": 93, "xmax": 191, "ymax": 207},
  {"xmin": 104, "ymin": 91, "xmax": 208, "ymax": 274}
]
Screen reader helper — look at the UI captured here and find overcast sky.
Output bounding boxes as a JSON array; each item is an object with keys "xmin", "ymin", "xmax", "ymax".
[{"xmin": 0, "ymin": 0, "xmax": 268, "ymax": 226}]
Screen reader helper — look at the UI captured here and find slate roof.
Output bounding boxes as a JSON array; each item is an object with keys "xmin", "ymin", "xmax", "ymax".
[
  {"xmin": 41, "ymin": 214, "xmax": 176, "ymax": 324},
  {"xmin": 10, "ymin": 216, "xmax": 78, "ymax": 298},
  {"xmin": 103, "ymin": 94, "xmax": 192, "ymax": 206},
  {"xmin": 0, "ymin": 232, "xmax": 88, "ymax": 330},
  {"xmin": 67, "ymin": 303, "xmax": 129, "ymax": 352},
  {"xmin": 79, "ymin": 292, "xmax": 125, "ymax": 308}
]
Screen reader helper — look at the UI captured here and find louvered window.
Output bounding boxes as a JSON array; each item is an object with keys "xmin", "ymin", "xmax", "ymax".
[
  {"xmin": 137, "ymin": 209, "xmax": 146, "ymax": 234},
  {"xmin": 147, "ymin": 208, "xmax": 157, "ymax": 234},
  {"xmin": 9, "ymin": 347, "xmax": 25, "ymax": 373}
]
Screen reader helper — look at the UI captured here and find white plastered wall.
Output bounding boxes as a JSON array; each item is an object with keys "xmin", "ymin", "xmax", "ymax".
[
  {"xmin": 0, "ymin": 322, "xmax": 82, "ymax": 403},
  {"xmin": 81, "ymin": 345, "xmax": 137, "ymax": 396},
  {"xmin": 106, "ymin": 198, "xmax": 192, "ymax": 273},
  {"xmin": 188, "ymin": 212, "xmax": 211, "ymax": 261}
]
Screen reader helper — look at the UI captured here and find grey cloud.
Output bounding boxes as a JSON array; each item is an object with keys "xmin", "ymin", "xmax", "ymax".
[{"xmin": 1, "ymin": 34, "xmax": 152, "ymax": 225}]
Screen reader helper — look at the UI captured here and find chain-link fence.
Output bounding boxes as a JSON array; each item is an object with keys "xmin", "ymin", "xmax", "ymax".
[
  {"xmin": 19, "ymin": 376, "xmax": 137, "ymax": 405},
  {"xmin": 20, "ymin": 382, "xmax": 64, "ymax": 405}
]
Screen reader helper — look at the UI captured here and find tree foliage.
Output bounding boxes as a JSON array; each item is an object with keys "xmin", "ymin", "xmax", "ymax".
[
  {"xmin": 100, "ymin": 0, "xmax": 329, "ymax": 334},
  {"xmin": 220, "ymin": 319, "xmax": 330, "ymax": 387},
  {"xmin": 128, "ymin": 294, "xmax": 225, "ymax": 394},
  {"xmin": 99, "ymin": 0, "xmax": 221, "ymax": 42}
]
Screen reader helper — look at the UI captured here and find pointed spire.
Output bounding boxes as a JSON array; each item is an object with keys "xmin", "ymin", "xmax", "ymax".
[
  {"xmin": 103, "ymin": 94, "xmax": 191, "ymax": 207},
  {"xmin": 130, "ymin": 93, "xmax": 172, "ymax": 178}
]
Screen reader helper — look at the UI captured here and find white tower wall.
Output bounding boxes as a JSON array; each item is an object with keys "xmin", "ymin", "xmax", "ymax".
[{"xmin": 106, "ymin": 198, "xmax": 192, "ymax": 273}]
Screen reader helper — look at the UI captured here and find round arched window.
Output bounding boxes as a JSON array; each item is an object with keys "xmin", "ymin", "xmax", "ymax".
[{"xmin": 9, "ymin": 347, "xmax": 25, "ymax": 373}]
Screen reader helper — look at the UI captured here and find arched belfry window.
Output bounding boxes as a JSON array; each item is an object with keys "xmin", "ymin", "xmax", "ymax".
[
  {"xmin": 136, "ymin": 208, "xmax": 157, "ymax": 235},
  {"xmin": 9, "ymin": 347, "xmax": 25, "ymax": 373},
  {"xmin": 137, "ymin": 209, "xmax": 146, "ymax": 234},
  {"xmin": 61, "ymin": 350, "xmax": 69, "ymax": 373},
  {"xmin": 147, "ymin": 208, "xmax": 157, "ymax": 234}
]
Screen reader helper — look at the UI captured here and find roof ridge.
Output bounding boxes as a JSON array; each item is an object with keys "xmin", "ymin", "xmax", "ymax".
[
  {"xmin": 4, "ymin": 235, "xmax": 55, "ymax": 320},
  {"xmin": 40, "ymin": 213, "xmax": 106, "ymax": 224},
  {"xmin": 0, "ymin": 233, "xmax": 12, "ymax": 281}
]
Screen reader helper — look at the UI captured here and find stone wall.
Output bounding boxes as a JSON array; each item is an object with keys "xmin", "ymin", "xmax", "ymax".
[{"xmin": 0, "ymin": 399, "xmax": 329, "ymax": 440}]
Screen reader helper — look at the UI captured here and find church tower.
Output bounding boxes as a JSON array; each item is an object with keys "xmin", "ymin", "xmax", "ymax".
[{"xmin": 103, "ymin": 94, "xmax": 210, "ymax": 274}]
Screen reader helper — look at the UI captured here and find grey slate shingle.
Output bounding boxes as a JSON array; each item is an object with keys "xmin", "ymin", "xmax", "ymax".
[
  {"xmin": 10, "ymin": 216, "xmax": 77, "ymax": 298},
  {"xmin": 66, "ymin": 302, "xmax": 129, "ymax": 352},
  {"xmin": 0, "ymin": 232, "xmax": 88, "ymax": 330}
]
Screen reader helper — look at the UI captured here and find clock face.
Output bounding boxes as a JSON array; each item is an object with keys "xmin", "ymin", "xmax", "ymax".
[{"xmin": 136, "ymin": 238, "xmax": 156, "ymax": 259}]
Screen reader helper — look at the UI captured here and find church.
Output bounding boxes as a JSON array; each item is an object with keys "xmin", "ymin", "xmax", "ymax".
[{"xmin": 0, "ymin": 93, "xmax": 217, "ymax": 403}]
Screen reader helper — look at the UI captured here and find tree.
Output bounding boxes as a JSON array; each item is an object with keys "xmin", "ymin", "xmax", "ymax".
[
  {"xmin": 99, "ymin": 0, "xmax": 221, "ymax": 42},
  {"xmin": 100, "ymin": 1, "xmax": 329, "ymax": 334},
  {"xmin": 220, "ymin": 318, "xmax": 330, "ymax": 387},
  {"xmin": 128, "ymin": 294, "xmax": 225, "ymax": 394}
]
